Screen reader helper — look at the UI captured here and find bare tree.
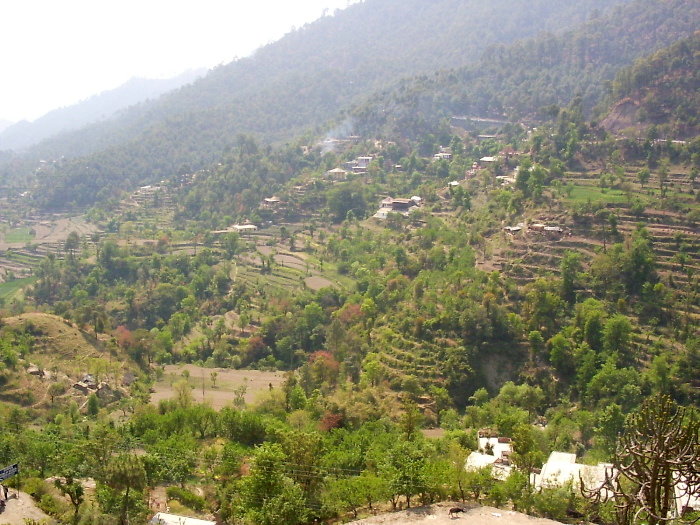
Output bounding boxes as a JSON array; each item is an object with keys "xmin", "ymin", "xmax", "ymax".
[{"xmin": 582, "ymin": 395, "xmax": 700, "ymax": 525}]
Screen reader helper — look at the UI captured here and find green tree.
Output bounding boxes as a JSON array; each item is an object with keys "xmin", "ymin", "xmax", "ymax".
[
  {"xmin": 103, "ymin": 454, "xmax": 147, "ymax": 525},
  {"xmin": 603, "ymin": 314, "xmax": 633, "ymax": 365},
  {"xmin": 322, "ymin": 477, "xmax": 365, "ymax": 518},
  {"xmin": 637, "ymin": 168, "xmax": 650, "ymax": 188},
  {"xmin": 400, "ymin": 401, "xmax": 424, "ymax": 441},
  {"xmin": 86, "ymin": 394, "xmax": 100, "ymax": 418},
  {"xmin": 560, "ymin": 251, "xmax": 582, "ymax": 304},
  {"xmin": 447, "ymin": 441, "xmax": 470, "ymax": 502},
  {"xmin": 55, "ymin": 474, "xmax": 84, "ymax": 523},
  {"xmin": 382, "ymin": 440, "xmax": 427, "ymax": 508},
  {"xmin": 511, "ymin": 424, "xmax": 546, "ymax": 485},
  {"xmin": 327, "ymin": 183, "xmax": 367, "ymax": 223},
  {"xmin": 64, "ymin": 231, "xmax": 81, "ymax": 261},
  {"xmin": 240, "ymin": 443, "xmax": 308, "ymax": 525}
]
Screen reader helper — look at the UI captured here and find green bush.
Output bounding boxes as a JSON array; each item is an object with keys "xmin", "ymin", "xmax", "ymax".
[
  {"xmin": 38, "ymin": 493, "xmax": 64, "ymax": 516},
  {"xmin": 532, "ymin": 484, "xmax": 573, "ymax": 520},
  {"xmin": 165, "ymin": 486, "xmax": 206, "ymax": 512},
  {"xmin": 23, "ymin": 477, "xmax": 49, "ymax": 500}
]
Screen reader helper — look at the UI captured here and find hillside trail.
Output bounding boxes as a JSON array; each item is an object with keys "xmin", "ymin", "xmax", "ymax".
[{"xmin": 0, "ymin": 490, "xmax": 52, "ymax": 524}]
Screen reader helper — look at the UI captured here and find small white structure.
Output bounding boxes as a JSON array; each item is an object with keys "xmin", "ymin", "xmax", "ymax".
[
  {"xmin": 533, "ymin": 452, "xmax": 700, "ymax": 517},
  {"xmin": 434, "ymin": 152, "xmax": 452, "ymax": 161},
  {"xmin": 532, "ymin": 451, "xmax": 611, "ymax": 492},
  {"xmin": 233, "ymin": 224, "xmax": 258, "ymax": 233},
  {"xmin": 465, "ymin": 437, "xmax": 513, "ymax": 480},
  {"xmin": 326, "ymin": 167, "xmax": 347, "ymax": 180},
  {"xmin": 149, "ymin": 513, "xmax": 216, "ymax": 525},
  {"xmin": 262, "ymin": 196, "xmax": 281, "ymax": 207},
  {"xmin": 356, "ymin": 156, "xmax": 373, "ymax": 168},
  {"xmin": 496, "ymin": 176, "xmax": 516, "ymax": 185}
]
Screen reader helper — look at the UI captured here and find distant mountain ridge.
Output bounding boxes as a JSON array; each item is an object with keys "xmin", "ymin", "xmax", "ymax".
[
  {"xmin": 0, "ymin": 70, "xmax": 205, "ymax": 152},
  {"xmin": 3, "ymin": 0, "xmax": 630, "ymax": 208}
]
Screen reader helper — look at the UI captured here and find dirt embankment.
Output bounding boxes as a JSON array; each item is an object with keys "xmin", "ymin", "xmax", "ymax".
[{"xmin": 344, "ymin": 502, "xmax": 562, "ymax": 525}]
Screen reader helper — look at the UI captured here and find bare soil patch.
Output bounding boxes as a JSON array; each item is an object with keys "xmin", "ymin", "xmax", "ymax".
[
  {"xmin": 152, "ymin": 365, "xmax": 286, "ymax": 409},
  {"xmin": 0, "ymin": 215, "xmax": 98, "ymax": 251},
  {"xmin": 305, "ymin": 275, "xmax": 334, "ymax": 290},
  {"xmin": 344, "ymin": 502, "xmax": 561, "ymax": 525},
  {"xmin": 32, "ymin": 216, "xmax": 98, "ymax": 244}
]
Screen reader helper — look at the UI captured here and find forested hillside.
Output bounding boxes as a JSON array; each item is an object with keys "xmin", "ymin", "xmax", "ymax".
[
  {"xmin": 1, "ymin": 0, "xmax": 627, "ymax": 209},
  {"xmin": 2, "ymin": 92, "xmax": 700, "ymax": 523},
  {"xmin": 351, "ymin": 0, "xmax": 700, "ymax": 141},
  {"xmin": 1, "ymin": 2, "xmax": 700, "ymax": 525},
  {"xmin": 600, "ymin": 31, "xmax": 700, "ymax": 138}
]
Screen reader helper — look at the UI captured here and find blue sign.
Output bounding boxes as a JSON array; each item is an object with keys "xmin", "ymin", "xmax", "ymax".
[{"xmin": 0, "ymin": 464, "xmax": 18, "ymax": 482}]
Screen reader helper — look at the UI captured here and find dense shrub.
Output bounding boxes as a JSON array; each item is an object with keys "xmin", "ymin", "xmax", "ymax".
[{"xmin": 165, "ymin": 486, "xmax": 206, "ymax": 512}]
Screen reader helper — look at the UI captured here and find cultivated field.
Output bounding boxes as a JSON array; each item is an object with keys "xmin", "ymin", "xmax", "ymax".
[{"xmin": 151, "ymin": 364, "xmax": 286, "ymax": 409}]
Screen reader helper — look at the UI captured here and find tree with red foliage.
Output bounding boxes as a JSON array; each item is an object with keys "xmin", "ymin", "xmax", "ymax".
[{"xmin": 309, "ymin": 351, "xmax": 340, "ymax": 387}]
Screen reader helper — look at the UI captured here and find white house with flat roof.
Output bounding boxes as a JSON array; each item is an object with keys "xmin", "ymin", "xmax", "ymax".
[
  {"xmin": 149, "ymin": 513, "xmax": 216, "ymax": 525},
  {"xmin": 532, "ymin": 451, "xmax": 611, "ymax": 494},
  {"xmin": 465, "ymin": 436, "xmax": 513, "ymax": 480}
]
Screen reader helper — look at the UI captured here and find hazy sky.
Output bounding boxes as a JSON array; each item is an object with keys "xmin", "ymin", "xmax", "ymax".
[{"xmin": 0, "ymin": 0, "xmax": 351, "ymax": 123}]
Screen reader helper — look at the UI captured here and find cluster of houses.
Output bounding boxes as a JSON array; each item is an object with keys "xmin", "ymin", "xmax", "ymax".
[
  {"xmin": 343, "ymin": 156, "xmax": 374, "ymax": 175},
  {"xmin": 466, "ymin": 433, "xmax": 699, "ymax": 515},
  {"xmin": 466, "ymin": 432, "xmax": 613, "ymax": 490},
  {"xmin": 503, "ymin": 221, "xmax": 565, "ymax": 237},
  {"xmin": 373, "ymin": 196, "xmax": 422, "ymax": 220}
]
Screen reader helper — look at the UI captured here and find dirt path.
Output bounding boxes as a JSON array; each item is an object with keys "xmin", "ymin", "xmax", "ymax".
[
  {"xmin": 345, "ymin": 502, "xmax": 561, "ymax": 525},
  {"xmin": 0, "ymin": 491, "xmax": 53, "ymax": 524}
]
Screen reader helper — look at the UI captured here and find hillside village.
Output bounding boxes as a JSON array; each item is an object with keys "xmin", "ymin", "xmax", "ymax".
[{"xmin": 0, "ymin": 2, "xmax": 700, "ymax": 525}]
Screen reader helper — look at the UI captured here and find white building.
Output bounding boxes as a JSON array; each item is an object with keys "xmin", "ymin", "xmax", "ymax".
[
  {"xmin": 149, "ymin": 513, "xmax": 216, "ymax": 525},
  {"xmin": 531, "ymin": 451, "xmax": 611, "ymax": 494},
  {"xmin": 465, "ymin": 437, "xmax": 513, "ymax": 480},
  {"xmin": 233, "ymin": 224, "xmax": 258, "ymax": 233}
]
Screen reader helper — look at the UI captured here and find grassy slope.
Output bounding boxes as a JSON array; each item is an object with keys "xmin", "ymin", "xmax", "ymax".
[{"xmin": 0, "ymin": 313, "xmax": 138, "ymax": 412}]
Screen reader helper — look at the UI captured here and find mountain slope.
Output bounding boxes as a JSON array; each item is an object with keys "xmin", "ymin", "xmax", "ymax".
[
  {"xmin": 600, "ymin": 31, "xmax": 700, "ymax": 138},
  {"xmin": 350, "ymin": 0, "xmax": 700, "ymax": 141},
  {"xmin": 2, "ymin": 0, "xmax": 628, "ymax": 209},
  {"xmin": 0, "ymin": 70, "xmax": 204, "ymax": 152}
]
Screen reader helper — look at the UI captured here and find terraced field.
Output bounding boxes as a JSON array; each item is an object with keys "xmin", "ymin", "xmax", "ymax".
[{"xmin": 0, "ymin": 217, "xmax": 100, "ymax": 304}]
